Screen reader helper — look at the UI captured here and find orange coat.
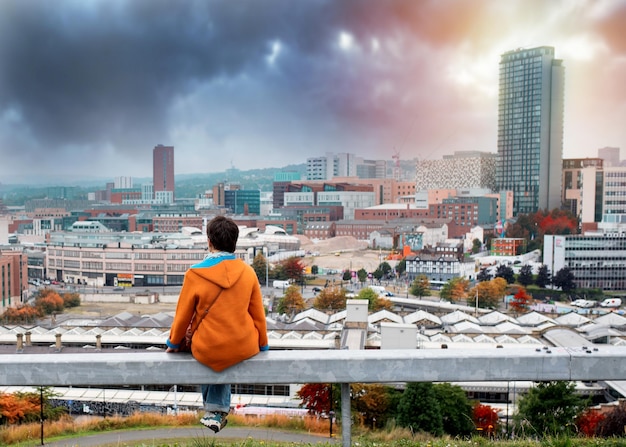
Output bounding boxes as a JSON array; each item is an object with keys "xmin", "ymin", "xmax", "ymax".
[{"xmin": 167, "ymin": 254, "xmax": 268, "ymax": 372}]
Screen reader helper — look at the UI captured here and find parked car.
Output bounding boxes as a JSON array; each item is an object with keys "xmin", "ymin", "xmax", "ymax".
[
  {"xmin": 600, "ymin": 298, "xmax": 622, "ymax": 308},
  {"xmin": 572, "ymin": 299, "xmax": 596, "ymax": 308}
]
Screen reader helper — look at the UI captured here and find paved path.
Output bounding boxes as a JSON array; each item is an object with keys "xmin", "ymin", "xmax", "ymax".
[{"xmin": 43, "ymin": 426, "xmax": 340, "ymax": 446}]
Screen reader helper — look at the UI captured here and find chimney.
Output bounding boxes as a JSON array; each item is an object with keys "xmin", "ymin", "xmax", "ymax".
[
  {"xmin": 96, "ymin": 334, "xmax": 102, "ymax": 351},
  {"xmin": 55, "ymin": 333, "xmax": 62, "ymax": 352},
  {"xmin": 16, "ymin": 333, "xmax": 24, "ymax": 353},
  {"xmin": 25, "ymin": 331, "xmax": 32, "ymax": 346}
]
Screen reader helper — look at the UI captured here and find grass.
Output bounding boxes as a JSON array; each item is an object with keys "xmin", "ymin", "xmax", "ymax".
[{"xmin": 2, "ymin": 412, "xmax": 626, "ymax": 447}]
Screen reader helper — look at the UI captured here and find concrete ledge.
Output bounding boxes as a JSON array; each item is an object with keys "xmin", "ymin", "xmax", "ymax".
[{"xmin": 3, "ymin": 346, "xmax": 626, "ymax": 387}]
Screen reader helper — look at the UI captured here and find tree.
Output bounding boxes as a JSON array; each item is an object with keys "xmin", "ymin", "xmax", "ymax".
[
  {"xmin": 477, "ymin": 267, "xmax": 492, "ymax": 282},
  {"xmin": 342, "ymin": 269, "xmax": 352, "ymax": 282},
  {"xmin": 352, "ymin": 384, "xmax": 394, "ymax": 429},
  {"xmin": 495, "ymin": 264, "xmax": 515, "ymax": 284},
  {"xmin": 469, "ymin": 277, "xmax": 507, "ymax": 309},
  {"xmin": 297, "ymin": 383, "xmax": 333, "ymax": 416},
  {"xmin": 372, "ymin": 268, "xmax": 384, "ymax": 282},
  {"xmin": 313, "ymin": 286, "xmax": 347, "ymax": 311},
  {"xmin": 510, "ymin": 287, "xmax": 532, "ymax": 314},
  {"xmin": 552, "ymin": 267, "xmax": 576, "ymax": 292},
  {"xmin": 377, "ymin": 262, "xmax": 392, "ymax": 277},
  {"xmin": 595, "ymin": 400, "xmax": 626, "ymax": 437},
  {"xmin": 281, "ymin": 257, "xmax": 305, "ymax": 284},
  {"xmin": 473, "ymin": 404, "xmax": 499, "ymax": 436},
  {"xmin": 409, "ymin": 275, "xmax": 430, "ymax": 299},
  {"xmin": 517, "ymin": 264, "xmax": 533, "ymax": 287},
  {"xmin": 395, "ymin": 258, "xmax": 406, "ymax": 277},
  {"xmin": 251, "ymin": 252, "xmax": 268, "ymax": 285},
  {"xmin": 440, "ymin": 277, "xmax": 470, "ymax": 303},
  {"xmin": 433, "ymin": 383, "xmax": 474, "ymax": 436},
  {"xmin": 277, "ymin": 285, "xmax": 306, "ymax": 315},
  {"xmin": 576, "ymin": 408, "xmax": 605, "ymax": 437},
  {"xmin": 356, "ymin": 268, "xmax": 368, "ymax": 285},
  {"xmin": 357, "ymin": 288, "xmax": 379, "ymax": 309},
  {"xmin": 514, "ymin": 381, "xmax": 586, "ymax": 437},
  {"xmin": 62, "ymin": 292, "xmax": 81, "ymax": 308},
  {"xmin": 471, "ymin": 238, "xmax": 482, "ymax": 254},
  {"xmin": 35, "ymin": 290, "xmax": 64, "ymax": 315},
  {"xmin": 396, "ymin": 382, "xmax": 443, "ymax": 436},
  {"xmin": 535, "ymin": 264, "xmax": 551, "ymax": 288}
]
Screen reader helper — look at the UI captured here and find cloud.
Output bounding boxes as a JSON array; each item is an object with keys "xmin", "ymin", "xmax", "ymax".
[{"xmin": 0, "ymin": 0, "xmax": 625, "ymax": 182}]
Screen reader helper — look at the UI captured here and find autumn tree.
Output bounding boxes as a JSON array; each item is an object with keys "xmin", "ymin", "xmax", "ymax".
[
  {"xmin": 469, "ymin": 277, "xmax": 507, "ymax": 309},
  {"xmin": 517, "ymin": 264, "xmax": 534, "ymax": 287},
  {"xmin": 473, "ymin": 404, "xmax": 499, "ymax": 435},
  {"xmin": 1, "ymin": 305, "xmax": 41, "ymax": 324},
  {"xmin": 62, "ymin": 292, "xmax": 81, "ymax": 308},
  {"xmin": 35, "ymin": 289, "xmax": 64, "ymax": 315},
  {"xmin": 297, "ymin": 383, "xmax": 334, "ymax": 416},
  {"xmin": 595, "ymin": 400, "xmax": 626, "ymax": 437},
  {"xmin": 576, "ymin": 408, "xmax": 605, "ymax": 437},
  {"xmin": 510, "ymin": 287, "xmax": 532, "ymax": 314},
  {"xmin": 313, "ymin": 286, "xmax": 347, "ymax": 311},
  {"xmin": 440, "ymin": 277, "xmax": 470, "ymax": 303},
  {"xmin": 409, "ymin": 275, "xmax": 430, "ymax": 299},
  {"xmin": 352, "ymin": 384, "xmax": 395, "ymax": 429},
  {"xmin": 281, "ymin": 257, "xmax": 305, "ymax": 284},
  {"xmin": 277, "ymin": 285, "xmax": 306, "ymax": 316}
]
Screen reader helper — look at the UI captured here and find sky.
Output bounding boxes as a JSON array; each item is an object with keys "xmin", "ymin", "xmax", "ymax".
[{"xmin": 1, "ymin": 0, "xmax": 625, "ymax": 183}]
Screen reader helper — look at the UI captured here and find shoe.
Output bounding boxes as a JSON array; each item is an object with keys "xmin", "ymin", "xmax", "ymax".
[{"xmin": 200, "ymin": 411, "xmax": 228, "ymax": 433}]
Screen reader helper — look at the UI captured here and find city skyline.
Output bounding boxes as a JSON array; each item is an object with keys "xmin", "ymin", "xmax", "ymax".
[{"xmin": 1, "ymin": 0, "xmax": 625, "ymax": 182}]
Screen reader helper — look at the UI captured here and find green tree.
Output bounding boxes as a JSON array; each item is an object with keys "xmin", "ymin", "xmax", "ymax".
[
  {"xmin": 342, "ymin": 269, "xmax": 352, "ymax": 282},
  {"xmin": 495, "ymin": 264, "xmax": 515, "ymax": 284},
  {"xmin": 517, "ymin": 264, "xmax": 533, "ymax": 287},
  {"xmin": 536, "ymin": 264, "xmax": 551, "ymax": 288},
  {"xmin": 514, "ymin": 381, "xmax": 587, "ymax": 437},
  {"xmin": 356, "ymin": 288, "xmax": 392, "ymax": 311},
  {"xmin": 552, "ymin": 267, "xmax": 576, "ymax": 292},
  {"xmin": 395, "ymin": 258, "xmax": 406, "ymax": 277},
  {"xmin": 477, "ymin": 267, "xmax": 492, "ymax": 282},
  {"xmin": 357, "ymin": 268, "xmax": 368, "ymax": 285},
  {"xmin": 251, "ymin": 252, "xmax": 268, "ymax": 285},
  {"xmin": 471, "ymin": 238, "xmax": 482, "ymax": 254},
  {"xmin": 378, "ymin": 262, "xmax": 392, "ymax": 277},
  {"xmin": 409, "ymin": 275, "xmax": 430, "ymax": 299},
  {"xmin": 433, "ymin": 383, "xmax": 474, "ymax": 436},
  {"xmin": 397, "ymin": 382, "xmax": 443, "ymax": 436},
  {"xmin": 372, "ymin": 268, "xmax": 384, "ymax": 282}
]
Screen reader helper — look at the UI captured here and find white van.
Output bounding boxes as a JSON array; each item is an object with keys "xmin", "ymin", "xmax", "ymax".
[
  {"xmin": 600, "ymin": 298, "xmax": 622, "ymax": 308},
  {"xmin": 273, "ymin": 280, "xmax": 291, "ymax": 289},
  {"xmin": 369, "ymin": 285, "xmax": 392, "ymax": 296}
]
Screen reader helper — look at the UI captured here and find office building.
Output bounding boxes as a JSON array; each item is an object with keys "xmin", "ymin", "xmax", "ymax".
[
  {"xmin": 153, "ymin": 145, "xmax": 175, "ymax": 202},
  {"xmin": 598, "ymin": 147, "xmax": 621, "ymax": 167},
  {"xmin": 496, "ymin": 47, "xmax": 564, "ymax": 215},
  {"xmin": 562, "ymin": 158, "xmax": 603, "ymax": 220}
]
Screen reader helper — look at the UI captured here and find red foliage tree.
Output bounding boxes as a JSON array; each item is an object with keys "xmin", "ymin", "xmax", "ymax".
[
  {"xmin": 576, "ymin": 408, "xmax": 605, "ymax": 437},
  {"xmin": 473, "ymin": 403, "xmax": 499, "ymax": 435},
  {"xmin": 281, "ymin": 257, "xmax": 305, "ymax": 284},
  {"xmin": 510, "ymin": 287, "xmax": 532, "ymax": 314},
  {"xmin": 297, "ymin": 383, "xmax": 331, "ymax": 416}
]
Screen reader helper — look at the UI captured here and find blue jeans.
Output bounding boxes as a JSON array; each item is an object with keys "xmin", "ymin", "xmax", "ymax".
[{"xmin": 201, "ymin": 384, "xmax": 231, "ymax": 413}]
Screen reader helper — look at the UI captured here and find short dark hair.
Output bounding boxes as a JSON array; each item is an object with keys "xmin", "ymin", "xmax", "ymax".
[{"xmin": 206, "ymin": 216, "xmax": 239, "ymax": 253}]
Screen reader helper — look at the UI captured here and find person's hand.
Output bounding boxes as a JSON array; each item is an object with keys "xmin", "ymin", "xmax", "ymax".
[{"xmin": 166, "ymin": 347, "xmax": 179, "ymax": 353}]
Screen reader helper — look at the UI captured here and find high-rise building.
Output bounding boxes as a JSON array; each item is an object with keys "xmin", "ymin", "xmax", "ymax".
[
  {"xmin": 153, "ymin": 145, "xmax": 175, "ymax": 202},
  {"xmin": 598, "ymin": 146, "xmax": 621, "ymax": 167},
  {"xmin": 496, "ymin": 47, "xmax": 564, "ymax": 215}
]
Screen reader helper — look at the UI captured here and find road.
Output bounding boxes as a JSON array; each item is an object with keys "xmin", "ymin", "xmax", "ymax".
[{"xmin": 42, "ymin": 426, "xmax": 339, "ymax": 446}]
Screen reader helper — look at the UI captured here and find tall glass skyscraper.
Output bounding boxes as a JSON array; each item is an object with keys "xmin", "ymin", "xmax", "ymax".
[{"xmin": 496, "ymin": 46, "xmax": 564, "ymax": 216}]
